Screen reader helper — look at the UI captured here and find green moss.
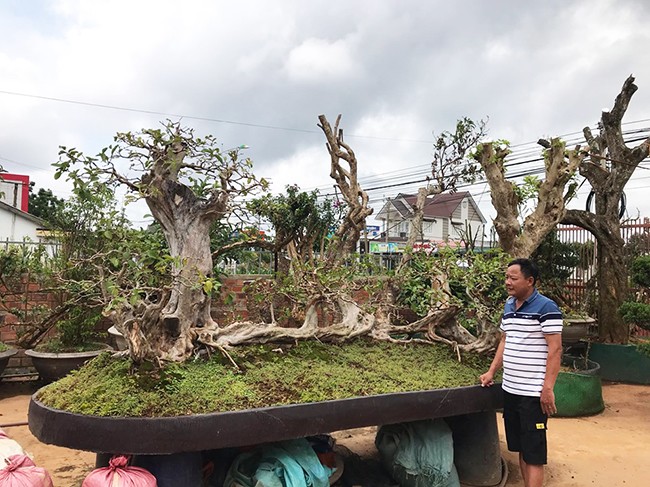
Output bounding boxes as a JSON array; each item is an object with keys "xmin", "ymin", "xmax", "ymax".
[
  {"xmin": 37, "ymin": 339, "xmax": 493, "ymax": 417},
  {"xmin": 0, "ymin": 342, "xmax": 9, "ymax": 352}
]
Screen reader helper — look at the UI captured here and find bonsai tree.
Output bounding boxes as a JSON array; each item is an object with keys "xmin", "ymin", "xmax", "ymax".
[
  {"xmin": 562, "ymin": 76, "xmax": 650, "ymax": 343},
  {"xmin": 53, "ymin": 117, "xmax": 503, "ymax": 364},
  {"xmin": 475, "ymin": 137, "xmax": 584, "ymax": 259},
  {"xmin": 55, "ymin": 121, "xmax": 268, "ymax": 364}
]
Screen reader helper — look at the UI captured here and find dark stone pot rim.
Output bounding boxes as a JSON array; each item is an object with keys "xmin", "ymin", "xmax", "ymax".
[
  {"xmin": 590, "ymin": 342, "xmax": 643, "ymax": 349},
  {"xmin": 29, "ymin": 383, "xmax": 503, "ymax": 455},
  {"xmin": 25, "ymin": 343, "xmax": 112, "ymax": 359},
  {"xmin": 564, "ymin": 316, "xmax": 596, "ymax": 324},
  {"xmin": 0, "ymin": 348, "xmax": 18, "ymax": 359},
  {"xmin": 561, "ymin": 355, "xmax": 601, "ymax": 376}
]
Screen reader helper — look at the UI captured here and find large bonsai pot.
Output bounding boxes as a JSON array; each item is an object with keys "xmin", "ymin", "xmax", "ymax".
[
  {"xmin": 587, "ymin": 342, "xmax": 650, "ymax": 384},
  {"xmin": 554, "ymin": 356, "xmax": 604, "ymax": 417},
  {"xmin": 0, "ymin": 348, "xmax": 18, "ymax": 379},
  {"xmin": 25, "ymin": 344, "xmax": 113, "ymax": 383},
  {"xmin": 30, "ymin": 384, "xmax": 506, "ymax": 487},
  {"xmin": 29, "ymin": 384, "xmax": 503, "ymax": 454},
  {"xmin": 562, "ymin": 317, "xmax": 596, "ymax": 346}
]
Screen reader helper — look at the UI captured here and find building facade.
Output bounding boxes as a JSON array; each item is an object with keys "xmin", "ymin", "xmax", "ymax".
[{"xmin": 373, "ymin": 192, "xmax": 487, "ymax": 253}]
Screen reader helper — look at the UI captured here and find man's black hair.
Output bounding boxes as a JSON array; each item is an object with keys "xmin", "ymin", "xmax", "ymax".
[{"xmin": 507, "ymin": 258, "xmax": 540, "ymax": 285}]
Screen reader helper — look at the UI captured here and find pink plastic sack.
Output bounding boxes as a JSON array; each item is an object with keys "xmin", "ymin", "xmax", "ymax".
[
  {"xmin": 0, "ymin": 454, "xmax": 53, "ymax": 487},
  {"xmin": 0, "ymin": 428, "xmax": 25, "ymax": 463},
  {"xmin": 82, "ymin": 455, "xmax": 157, "ymax": 487}
]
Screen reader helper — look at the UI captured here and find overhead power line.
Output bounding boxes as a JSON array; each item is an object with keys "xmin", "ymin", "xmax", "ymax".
[
  {"xmin": 0, "ymin": 89, "xmax": 432, "ymax": 143},
  {"xmin": 2, "ymin": 87, "xmax": 649, "ymax": 203},
  {"xmin": 312, "ymin": 126, "xmax": 650, "ymax": 197}
]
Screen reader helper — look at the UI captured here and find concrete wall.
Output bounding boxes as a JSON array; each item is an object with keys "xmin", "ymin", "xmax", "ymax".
[{"xmin": 0, "ymin": 209, "xmax": 41, "ymax": 242}]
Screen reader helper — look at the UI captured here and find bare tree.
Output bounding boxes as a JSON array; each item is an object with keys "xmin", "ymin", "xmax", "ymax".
[
  {"xmin": 317, "ymin": 114, "xmax": 373, "ymax": 265},
  {"xmin": 477, "ymin": 138, "xmax": 584, "ymax": 258},
  {"xmin": 400, "ymin": 118, "xmax": 486, "ymax": 270},
  {"xmin": 562, "ymin": 75, "xmax": 650, "ymax": 343}
]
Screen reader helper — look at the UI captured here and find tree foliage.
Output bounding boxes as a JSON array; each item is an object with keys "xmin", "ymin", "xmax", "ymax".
[
  {"xmin": 247, "ymin": 184, "xmax": 340, "ymax": 269},
  {"xmin": 28, "ymin": 183, "xmax": 64, "ymax": 225},
  {"xmin": 619, "ymin": 255, "xmax": 650, "ymax": 331},
  {"xmin": 401, "ymin": 118, "xmax": 487, "ymax": 269},
  {"xmin": 431, "ymin": 118, "xmax": 487, "ymax": 192},
  {"xmin": 530, "ymin": 231, "xmax": 580, "ymax": 306}
]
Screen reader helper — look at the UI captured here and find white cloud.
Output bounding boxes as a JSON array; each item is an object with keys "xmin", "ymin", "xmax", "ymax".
[
  {"xmin": 285, "ymin": 37, "xmax": 359, "ymax": 83},
  {"xmin": 0, "ymin": 0, "xmax": 649, "ymax": 228},
  {"xmin": 265, "ymin": 145, "xmax": 329, "ymax": 194}
]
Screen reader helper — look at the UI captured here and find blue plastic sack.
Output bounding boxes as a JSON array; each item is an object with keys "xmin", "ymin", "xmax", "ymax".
[
  {"xmin": 375, "ymin": 419, "xmax": 460, "ymax": 487},
  {"xmin": 224, "ymin": 438, "xmax": 333, "ymax": 487}
]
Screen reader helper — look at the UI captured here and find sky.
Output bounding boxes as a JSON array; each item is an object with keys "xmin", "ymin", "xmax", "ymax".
[{"xmin": 1, "ymin": 0, "xmax": 649, "ymax": 232}]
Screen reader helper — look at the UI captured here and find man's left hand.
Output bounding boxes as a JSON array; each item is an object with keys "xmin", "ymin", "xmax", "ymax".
[{"xmin": 540, "ymin": 388, "xmax": 557, "ymax": 416}]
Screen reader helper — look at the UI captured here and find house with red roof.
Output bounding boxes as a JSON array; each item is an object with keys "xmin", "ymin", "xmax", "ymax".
[{"xmin": 374, "ymin": 191, "xmax": 487, "ymax": 253}]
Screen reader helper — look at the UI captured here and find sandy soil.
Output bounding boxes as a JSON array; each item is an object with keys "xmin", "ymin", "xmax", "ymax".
[{"xmin": 0, "ymin": 381, "xmax": 648, "ymax": 486}]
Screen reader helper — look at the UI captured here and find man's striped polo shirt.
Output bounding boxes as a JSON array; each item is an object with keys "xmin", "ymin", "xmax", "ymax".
[{"xmin": 500, "ymin": 289, "xmax": 563, "ymax": 397}]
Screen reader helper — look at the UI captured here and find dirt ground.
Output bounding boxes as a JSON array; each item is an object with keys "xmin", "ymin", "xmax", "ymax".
[{"xmin": 0, "ymin": 381, "xmax": 648, "ymax": 487}]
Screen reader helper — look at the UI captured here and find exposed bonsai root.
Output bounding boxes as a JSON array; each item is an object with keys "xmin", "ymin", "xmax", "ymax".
[
  {"xmin": 195, "ymin": 301, "xmax": 478, "ymax": 365},
  {"xmin": 111, "ymin": 281, "xmax": 498, "ymax": 365},
  {"xmin": 198, "ymin": 299, "xmax": 377, "ymax": 347}
]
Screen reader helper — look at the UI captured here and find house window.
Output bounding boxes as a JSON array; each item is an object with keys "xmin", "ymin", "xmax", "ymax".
[{"xmin": 397, "ymin": 220, "xmax": 409, "ymax": 237}]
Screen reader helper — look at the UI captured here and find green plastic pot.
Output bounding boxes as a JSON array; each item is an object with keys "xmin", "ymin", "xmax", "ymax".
[
  {"xmin": 587, "ymin": 342, "xmax": 650, "ymax": 384},
  {"xmin": 554, "ymin": 357, "xmax": 605, "ymax": 417}
]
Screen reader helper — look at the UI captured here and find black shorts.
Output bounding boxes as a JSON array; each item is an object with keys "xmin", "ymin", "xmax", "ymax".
[{"xmin": 502, "ymin": 390, "xmax": 548, "ymax": 465}]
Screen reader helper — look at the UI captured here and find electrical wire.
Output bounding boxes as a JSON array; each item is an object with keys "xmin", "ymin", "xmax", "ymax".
[
  {"xmin": 2, "ymin": 85, "xmax": 649, "ymax": 204},
  {"xmin": 0, "ymin": 89, "xmax": 432, "ymax": 143}
]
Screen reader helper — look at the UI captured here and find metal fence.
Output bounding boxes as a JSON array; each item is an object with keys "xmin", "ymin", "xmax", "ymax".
[
  {"xmin": 556, "ymin": 217, "xmax": 650, "ymax": 307},
  {"xmin": 0, "ymin": 239, "xmax": 61, "ymax": 257},
  {"xmin": 216, "ymin": 251, "xmax": 275, "ymax": 275}
]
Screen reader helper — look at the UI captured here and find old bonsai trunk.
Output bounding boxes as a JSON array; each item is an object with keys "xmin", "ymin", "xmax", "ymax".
[{"xmin": 562, "ymin": 75, "xmax": 650, "ymax": 343}]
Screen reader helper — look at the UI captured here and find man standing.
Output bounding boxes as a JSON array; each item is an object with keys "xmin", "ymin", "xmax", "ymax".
[{"xmin": 480, "ymin": 258, "xmax": 563, "ymax": 487}]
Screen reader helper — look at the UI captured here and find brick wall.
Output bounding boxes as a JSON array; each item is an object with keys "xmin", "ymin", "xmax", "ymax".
[
  {"xmin": 1, "ymin": 276, "xmax": 269, "ymax": 377},
  {"xmin": 0, "ymin": 312, "xmax": 37, "ymax": 375},
  {"xmin": 1, "ymin": 281, "xmax": 60, "ymax": 376},
  {"xmin": 211, "ymin": 275, "xmax": 263, "ymax": 323}
]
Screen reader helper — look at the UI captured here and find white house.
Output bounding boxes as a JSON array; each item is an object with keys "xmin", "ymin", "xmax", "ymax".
[
  {"xmin": 374, "ymin": 192, "xmax": 487, "ymax": 252},
  {"xmin": 0, "ymin": 200, "xmax": 46, "ymax": 243}
]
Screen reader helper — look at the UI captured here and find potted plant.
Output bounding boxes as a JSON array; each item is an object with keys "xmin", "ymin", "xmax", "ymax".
[
  {"xmin": 554, "ymin": 354, "xmax": 604, "ymax": 417},
  {"xmin": 0, "ymin": 244, "xmax": 54, "ymax": 379},
  {"xmin": 562, "ymin": 311, "xmax": 597, "ymax": 347},
  {"xmin": 24, "ymin": 305, "xmax": 111, "ymax": 382},
  {"xmin": 588, "ymin": 255, "xmax": 650, "ymax": 384},
  {"xmin": 19, "ymin": 120, "xmax": 518, "ymax": 487},
  {"xmin": 0, "ymin": 340, "xmax": 18, "ymax": 380},
  {"xmin": 0, "ymin": 313, "xmax": 17, "ymax": 379}
]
